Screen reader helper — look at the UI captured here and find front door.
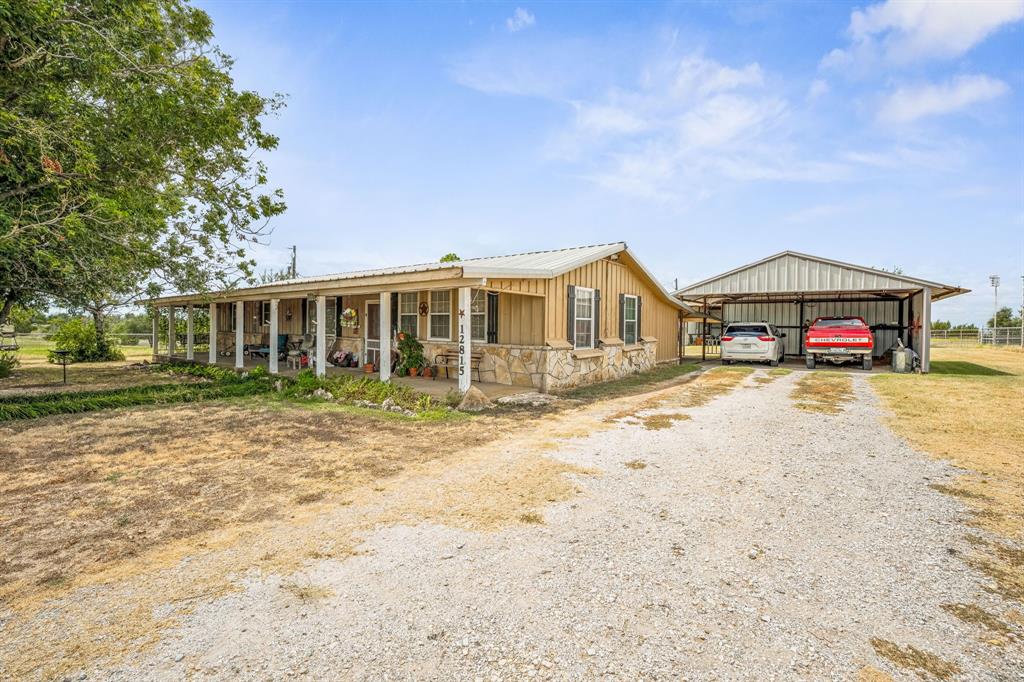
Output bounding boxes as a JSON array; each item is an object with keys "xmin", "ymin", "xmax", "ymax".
[{"xmin": 365, "ymin": 302, "xmax": 380, "ymax": 366}]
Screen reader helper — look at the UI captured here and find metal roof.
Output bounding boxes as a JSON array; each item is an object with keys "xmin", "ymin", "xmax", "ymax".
[
  {"xmin": 147, "ymin": 242, "xmax": 695, "ymax": 312},
  {"xmin": 675, "ymin": 251, "xmax": 968, "ymax": 302}
]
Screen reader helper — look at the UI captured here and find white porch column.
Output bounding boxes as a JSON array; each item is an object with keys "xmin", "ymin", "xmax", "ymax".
[
  {"xmin": 185, "ymin": 304, "xmax": 194, "ymax": 361},
  {"xmin": 378, "ymin": 291, "xmax": 391, "ymax": 382},
  {"xmin": 152, "ymin": 307, "xmax": 159, "ymax": 359},
  {"xmin": 208, "ymin": 303, "xmax": 218, "ymax": 364},
  {"xmin": 920, "ymin": 286, "xmax": 932, "ymax": 374},
  {"xmin": 167, "ymin": 306, "xmax": 176, "ymax": 357},
  {"xmin": 315, "ymin": 295, "xmax": 327, "ymax": 377},
  {"xmin": 269, "ymin": 298, "xmax": 280, "ymax": 374},
  {"xmin": 458, "ymin": 286, "xmax": 472, "ymax": 393},
  {"xmin": 234, "ymin": 301, "xmax": 244, "ymax": 369}
]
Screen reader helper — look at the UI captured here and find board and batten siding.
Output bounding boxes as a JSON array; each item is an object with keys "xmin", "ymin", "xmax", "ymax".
[{"xmin": 541, "ymin": 257, "xmax": 680, "ymax": 362}]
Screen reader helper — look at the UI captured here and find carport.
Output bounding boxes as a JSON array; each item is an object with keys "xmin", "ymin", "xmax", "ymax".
[{"xmin": 674, "ymin": 251, "xmax": 969, "ymax": 373}]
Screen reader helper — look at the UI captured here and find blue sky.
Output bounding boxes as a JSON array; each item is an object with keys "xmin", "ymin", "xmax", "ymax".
[{"xmin": 199, "ymin": 0, "xmax": 1024, "ymax": 325}]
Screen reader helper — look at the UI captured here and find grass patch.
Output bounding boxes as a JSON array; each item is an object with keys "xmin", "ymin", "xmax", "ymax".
[
  {"xmin": 641, "ymin": 412, "xmax": 691, "ymax": 430},
  {"xmin": 791, "ymin": 372, "xmax": 853, "ymax": 414},
  {"xmin": 560, "ymin": 362, "xmax": 700, "ymax": 401},
  {"xmin": 869, "ymin": 638, "xmax": 960, "ymax": 680},
  {"xmin": 940, "ymin": 603, "xmax": 1015, "ymax": 640},
  {"xmin": 768, "ymin": 368, "xmax": 792, "ymax": 376},
  {"xmin": 929, "ymin": 361, "xmax": 1012, "ymax": 376},
  {"xmin": 624, "ymin": 459, "xmax": 647, "ymax": 469},
  {"xmin": 518, "ymin": 511, "xmax": 544, "ymax": 524},
  {"xmin": 282, "ymin": 580, "xmax": 334, "ymax": 602}
]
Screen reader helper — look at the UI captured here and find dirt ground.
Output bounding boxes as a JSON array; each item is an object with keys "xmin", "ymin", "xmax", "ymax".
[{"xmin": 1, "ymin": 349, "xmax": 1022, "ymax": 679}]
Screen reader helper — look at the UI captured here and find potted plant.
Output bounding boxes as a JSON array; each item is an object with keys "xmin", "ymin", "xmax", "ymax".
[
  {"xmin": 421, "ymin": 365, "xmax": 433, "ymax": 378},
  {"xmin": 364, "ymin": 362, "xmax": 374, "ymax": 373},
  {"xmin": 396, "ymin": 332, "xmax": 426, "ymax": 377}
]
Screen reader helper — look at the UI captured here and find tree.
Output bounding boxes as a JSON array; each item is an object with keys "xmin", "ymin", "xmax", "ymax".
[
  {"xmin": 439, "ymin": 253, "xmax": 460, "ymax": 263},
  {"xmin": 0, "ymin": 0, "xmax": 286, "ymax": 326},
  {"xmin": 987, "ymin": 306, "xmax": 1021, "ymax": 329},
  {"xmin": 931, "ymin": 320, "xmax": 951, "ymax": 331},
  {"xmin": 257, "ymin": 267, "xmax": 297, "ymax": 284},
  {"xmin": 7, "ymin": 303, "xmax": 45, "ymax": 333}
]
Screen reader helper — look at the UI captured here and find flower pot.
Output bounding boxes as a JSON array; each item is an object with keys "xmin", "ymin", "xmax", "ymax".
[
  {"xmin": 363, "ymin": 363, "xmax": 374, "ymax": 373},
  {"xmin": 422, "ymin": 367, "xmax": 432, "ymax": 378},
  {"xmin": 408, "ymin": 367, "xmax": 419, "ymax": 377}
]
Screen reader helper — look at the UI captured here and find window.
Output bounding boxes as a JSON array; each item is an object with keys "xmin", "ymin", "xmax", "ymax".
[
  {"xmin": 227, "ymin": 303, "xmax": 236, "ymax": 332},
  {"xmin": 725, "ymin": 324, "xmax": 769, "ymax": 337},
  {"xmin": 398, "ymin": 292, "xmax": 418, "ymax": 337},
  {"xmin": 574, "ymin": 287, "xmax": 595, "ymax": 349},
  {"xmin": 471, "ymin": 290, "xmax": 486, "ymax": 342},
  {"xmin": 429, "ymin": 290, "xmax": 451, "ymax": 340},
  {"xmin": 623, "ymin": 295, "xmax": 638, "ymax": 345},
  {"xmin": 261, "ymin": 301, "xmax": 271, "ymax": 326}
]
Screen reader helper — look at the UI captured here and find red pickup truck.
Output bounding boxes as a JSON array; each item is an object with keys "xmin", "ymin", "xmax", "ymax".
[{"xmin": 804, "ymin": 316, "xmax": 874, "ymax": 370}]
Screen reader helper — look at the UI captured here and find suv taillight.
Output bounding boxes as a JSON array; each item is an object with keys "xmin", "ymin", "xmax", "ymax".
[
  {"xmin": 721, "ymin": 336, "xmax": 734, "ymax": 342},
  {"xmin": 757, "ymin": 336, "xmax": 775, "ymax": 342}
]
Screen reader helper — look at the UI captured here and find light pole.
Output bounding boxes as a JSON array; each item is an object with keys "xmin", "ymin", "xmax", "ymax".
[{"xmin": 989, "ymin": 275, "xmax": 1000, "ymax": 342}]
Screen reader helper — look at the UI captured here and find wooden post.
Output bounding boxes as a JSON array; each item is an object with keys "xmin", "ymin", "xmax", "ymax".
[
  {"xmin": 208, "ymin": 303, "xmax": 218, "ymax": 364},
  {"xmin": 315, "ymin": 295, "xmax": 326, "ymax": 377},
  {"xmin": 269, "ymin": 298, "xmax": 280, "ymax": 374},
  {"xmin": 186, "ymin": 304, "xmax": 194, "ymax": 361},
  {"xmin": 701, "ymin": 300, "xmax": 708, "ymax": 362},
  {"xmin": 378, "ymin": 291, "xmax": 391, "ymax": 381},
  {"xmin": 234, "ymin": 301, "xmax": 244, "ymax": 369},
  {"xmin": 458, "ymin": 286, "xmax": 471, "ymax": 393},
  {"xmin": 167, "ymin": 306, "xmax": 176, "ymax": 357},
  {"xmin": 152, "ymin": 306, "xmax": 159, "ymax": 359}
]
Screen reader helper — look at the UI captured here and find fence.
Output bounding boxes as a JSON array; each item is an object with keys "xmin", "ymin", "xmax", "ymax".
[{"xmin": 931, "ymin": 327, "xmax": 1023, "ymax": 348}]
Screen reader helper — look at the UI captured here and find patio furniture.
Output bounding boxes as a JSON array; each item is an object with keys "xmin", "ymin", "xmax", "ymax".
[
  {"xmin": 249, "ymin": 334, "xmax": 289, "ymax": 361},
  {"xmin": 432, "ymin": 349, "xmax": 483, "ymax": 381},
  {"xmin": 288, "ymin": 334, "xmax": 313, "ymax": 370},
  {"xmin": 0, "ymin": 324, "xmax": 18, "ymax": 351}
]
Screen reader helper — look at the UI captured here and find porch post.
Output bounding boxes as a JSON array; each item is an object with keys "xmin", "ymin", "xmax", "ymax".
[
  {"xmin": 185, "ymin": 304, "xmax": 194, "ymax": 361},
  {"xmin": 378, "ymin": 291, "xmax": 391, "ymax": 381},
  {"xmin": 234, "ymin": 301, "xmax": 244, "ymax": 369},
  {"xmin": 920, "ymin": 287, "xmax": 932, "ymax": 373},
  {"xmin": 269, "ymin": 298, "xmax": 280, "ymax": 374},
  {"xmin": 458, "ymin": 286, "xmax": 471, "ymax": 393},
  {"xmin": 167, "ymin": 306, "xmax": 176, "ymax": 357},
  {"xmin": 208, "ymin": 303, "xmax": 218, "ymax": 364},
  {"xmin": 152, "ymin": 306, "xmax": 159, "ymax": 359},
  {"xmin": 315, "ymin": 295, "xmax": 326, "ymax": 377}
]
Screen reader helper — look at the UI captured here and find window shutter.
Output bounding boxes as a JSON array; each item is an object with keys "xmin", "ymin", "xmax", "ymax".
[
  {"xmin": 301, "ymin": 300, "xmax": 308, "ymax": 334},
  {"xmin": 335, "ymin": 297, "xmax": 342, "ymax": 336},
  {"xmin": 566, "ymin": 285, "xmax": 576, "ymax": 345},
  {"xmin": 618, "ymin": 294, "xmax": 625, "ymax": 341},
  {"xmin": 637, "ymin": 296, "xmax": 643, "ymax": 341},
  {"xmin": 486, "ymin": 292, "xmax": 499, "ymax": 343},
  {"xmin": 593, "ymin": 289, "xmax": 601, "ymax": 347},
  {"xmin": 390, "ymin": 293, "xmax": 398, "ymax": 335}
]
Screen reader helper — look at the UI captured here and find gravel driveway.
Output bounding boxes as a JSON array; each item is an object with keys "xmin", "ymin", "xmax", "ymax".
[{"xmin": 104, "ymin": 368, "xmax": 1019, "ymax": 680}]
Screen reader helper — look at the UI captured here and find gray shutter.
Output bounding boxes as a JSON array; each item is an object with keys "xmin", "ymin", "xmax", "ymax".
[
  {"xmin": 637, "ymin": 296, "xmax": 643, "ymax": 342},
  {"xmin": 567, "ymin": 285, "xmax": 576, "ymax": 345},
  {"xmin": 618, "ymin": 294, "xmax": 625, "ymax": 341},
  {"xmin": 593, "ymin": 289, "xmax": 601, "ymax": 347},
  {"xmin": 486, "ymin": 292, "xmax": 499, "ymax": 343},
  {"xmin": 390, "ymin": 293, "xmax": 398, "ymax": 336}
]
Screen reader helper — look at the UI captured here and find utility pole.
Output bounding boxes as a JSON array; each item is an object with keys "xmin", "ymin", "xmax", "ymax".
[
  {"xmin": 289, "ymin": 245, "xmax": 297, "ymax": 279},
  {"xmin": 989, "ymin": 275, "xmax": 1000, "ymax": 342}
]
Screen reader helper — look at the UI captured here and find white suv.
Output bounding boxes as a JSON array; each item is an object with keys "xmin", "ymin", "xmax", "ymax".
[{"xmin": 720, "ymin": 322, "xmax": 786, "ymax": 367}]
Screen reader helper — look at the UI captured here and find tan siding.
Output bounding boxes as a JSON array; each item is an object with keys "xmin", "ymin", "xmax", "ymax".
[{"xmin": 496, "ymin": 293, "xmax": 544, "ymax": 345}]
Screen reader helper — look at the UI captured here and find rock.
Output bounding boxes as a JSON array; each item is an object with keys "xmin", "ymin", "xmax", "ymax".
[
  {"xmin": 311, "ymin": 388, "xmax": 333, "ymax": 400},
  {"xmin": 457, "ymin": 386, "xmax": 493, "ymax": 412},
  {"xmin": 495, "ymin": 392, "xmax": 559, "ymax": 407}
]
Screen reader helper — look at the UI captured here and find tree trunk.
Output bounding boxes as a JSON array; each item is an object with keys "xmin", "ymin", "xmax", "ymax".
[
  {"xmin": 0, "ymin": 298, "xmax": 13, "ymax": 326},
  {"xmin": 90, "ymin": 308, "xmax": 110, "ymax": 357}
]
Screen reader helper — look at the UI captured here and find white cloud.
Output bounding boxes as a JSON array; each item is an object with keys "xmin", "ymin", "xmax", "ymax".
[
  {"xmin": 506, "ymin": 8, "xmax": 535, "ymax": 33},
  {"xmin": 807, "ymin": 78, "xmax": 830, "ymax": 99},
  {"xmin": 825, "ymin": 0, "xmax": 1024, "ymax": 68},
  {"xmin": 878, "ymin": 74, "xmax": 1009, "ymax": 123}
]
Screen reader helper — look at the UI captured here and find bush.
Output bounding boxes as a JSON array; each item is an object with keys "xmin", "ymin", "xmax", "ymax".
[
  {"xmin": 0, "ymin": 351, "xmax": 19, "ymax": 378},
  {"xmin": 396, "ymin": 332, "xmax": 426, "ymax": 373},
  {"xmin": 49, "ymin": 319, "xmax": 124, "ymax": 363}
]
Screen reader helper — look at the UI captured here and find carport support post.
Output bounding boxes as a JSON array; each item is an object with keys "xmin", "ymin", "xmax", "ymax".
[
  {"xmin": 185, "ymin": 305, "xmax": 194, "ymax": 361},
  {"xmin": 315, "ymin": 295, "xmax": 326, "ymax": 378},
  {"xmin": 208, "ymin": 303, "xmax": 218, "ymax": 364},
  {"xmin": 701, "ymin": 301, "xmax": 708, "ymax": 362},
  {"xmin": 458, "ymin": 286, "xmax": 472, "ymax": 393},
  {"xmin": 269, "ymin": 298, "xmax": 279, "ymax": 374},
  {"xmin": 234, "ymin": 302, "xmax": 244, "ymax": 369},
  {"xmin": 166, "ymin": 306, "xmax": 175, "ymax": 357},
  {"xmin": 151, "ymin": 306, "xmax": 159, "ymax": 359},
  {"xmin": 920, "ymin": 287, "xmax": 931, "ymax": 373},
  {"xmin": 378, "ymin": 291, "xmax": 391, "ymax": 382}
]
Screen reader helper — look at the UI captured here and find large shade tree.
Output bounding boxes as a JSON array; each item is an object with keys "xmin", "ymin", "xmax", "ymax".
[{"xmin": 0, "ymin": 0, "xmax": 286, "ymax": 328}]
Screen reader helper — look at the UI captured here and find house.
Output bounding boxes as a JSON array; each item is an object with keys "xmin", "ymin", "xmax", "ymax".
[
  {"xmin": 148, "ymin": 243, "xmax": 705, "ymax": 392},
  {"xmin": 674, "ymin": 251, "xmax": 969, "ymax": 372}
]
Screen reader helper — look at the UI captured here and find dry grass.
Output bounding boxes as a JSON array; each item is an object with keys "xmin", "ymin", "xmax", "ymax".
[
  {"xmin": 791, "ymin": 372, "xmax": 854, "ymax": 414},
  {"xmin": 624, "ymin": 459, "xmax": 647, "ymax": 470},
  {"xmin": 604, "ymin": 366, "xmax": 753, "ymax": 425},
  {"xmin": 856, "ymin": 665, "xmax": 894, "ymax": 682},
  {"xmin": 282, "ymin": 579, "xmax": 335, "ymax": 602},
  {"xmin": 872, "ymin": 346, "xmax": 1024, "ymax": 609},
  {"xmin": 641, "ymin": 412, "xmax": 691, "ymax": 430},
  {"xmin": 940, "ymin": 603, "xmax": 1015, "ymax": 643},
  {"xmin": 869, "ymin": 638, "xmax": 960, "ymax": 679}
]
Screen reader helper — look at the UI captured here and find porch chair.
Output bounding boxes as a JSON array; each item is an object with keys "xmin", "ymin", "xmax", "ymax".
[{"xmin": 287, "ymin": 334, "xmax": 313, "ymax": 370}]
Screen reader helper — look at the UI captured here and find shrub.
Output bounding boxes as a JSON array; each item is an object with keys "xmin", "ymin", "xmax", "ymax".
[
  {"xmin": 0, "ymin": 351, "xmax": 19, "ymax": 378},
  {"xmin": 49, "ymin": 319, "xmax": 124, "ymax": 363},
  {"xmin": 396, "ymin": 332, "xmax": 426, "ymax": 373},
  {"xmin": 155, "ymin": 362, "xmax": 243, "ymax": 383}
]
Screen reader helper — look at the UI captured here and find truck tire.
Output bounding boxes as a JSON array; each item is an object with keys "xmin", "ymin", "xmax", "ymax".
[
  {"xmin": 805, "ymin": 355, "xmax": 816, "ymax": 370},
  {"xmin": 862, "ymin": 355, "xmax": 873, "ymax": 371}
]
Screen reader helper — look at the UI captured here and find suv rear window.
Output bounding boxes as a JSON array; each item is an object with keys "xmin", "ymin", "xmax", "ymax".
[
  {"xmin": 814, "ymin": 318, "xmax": 864, "ymax": 328},
  {"xmin": 725, "ymin": 324, "xmax": 768, "ymax": 336}
]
